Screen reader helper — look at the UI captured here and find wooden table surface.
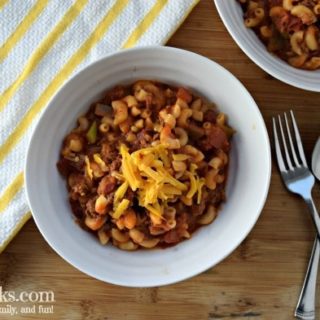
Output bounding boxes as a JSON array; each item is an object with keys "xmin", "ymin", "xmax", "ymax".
[{"xmin": 1, "ymin": 1, "xmax": 320, "ymax": 319}]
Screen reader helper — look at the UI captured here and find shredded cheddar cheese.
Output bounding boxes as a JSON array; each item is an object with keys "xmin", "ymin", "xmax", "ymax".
[
  {"xmin": 161, "ymin": 185, "xmax": 182, "ymax": 195},
  {"xmin": 186, "ymin": 172, "xmax": 197, "ymax": 199},
  {"xmin": 112, "ymin": 143, "xmax": 204, "ymax": 218},
  {"xmin": 113, "ymin": 198, "xmax": 130, "ymax": 219},
  {"xmin": 84, "ymin": 156, "xmax": 93, "ymax": 180},
  {"xmin": 146, "ymin": 204, "xmax": 163, "ymax": 218},
  {"xmin": 93, "ymin": 153, "xmax": 108, "ymax": 171},
  {"xmin": 114, "ymin": 181, "xmax": 129, "ymax": 204},
  {"xmin": 120, "ymin": 144, "xmax": 142, "ymax": 191},
  {"xmin": 190, "ymin": 163, "xmax": 198, "ymax": 174},
  {"xmin": 111, "ymin": 171, "xmax": 125, "ymax": 181},
  {"xmin": 197, "ymin": 178, "xmax": 206, "ymax": 205}
]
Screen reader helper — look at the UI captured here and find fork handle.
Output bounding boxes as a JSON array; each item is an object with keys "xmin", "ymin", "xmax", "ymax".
[
  {"xmin": 305, "ymin": 197, "xmax": 320, "ymax": 237},
  {"xmin": 295, "ymin": 195, "xmax": 320, "ymax": 320},
  {"xmin": 295, "ymin": 236, "xmax": 319, "ymax": 320}
]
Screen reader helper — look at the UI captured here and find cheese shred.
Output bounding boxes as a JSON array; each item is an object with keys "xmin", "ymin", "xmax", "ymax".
[
  {"xmin": 112, "ymin": 143, "xmax": 203, "ymax": 218},
  {"xmin": 84, "ymin": 156, "xmax": 93, "ymax": 180},
  {"xmin": 113, "ymin": 199, "xmax": 130, "ymax": 219}
]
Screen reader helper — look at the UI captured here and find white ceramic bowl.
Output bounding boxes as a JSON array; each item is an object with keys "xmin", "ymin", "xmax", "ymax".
[
  {"xmin": 25, "ymin": 46, "xmax": 271, "ymax": 287},
  {"xmin": 215, "ymin": 0, "xmax": 320, "ymax": 92}
]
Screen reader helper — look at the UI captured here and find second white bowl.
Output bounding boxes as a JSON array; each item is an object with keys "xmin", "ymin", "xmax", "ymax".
[{"xmin": 215, "ymin": 0, "xmax": 320, "ymax": 92}]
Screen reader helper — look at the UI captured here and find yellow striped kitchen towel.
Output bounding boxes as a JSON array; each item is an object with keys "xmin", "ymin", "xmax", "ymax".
[{"xmin": 0, "ymin": 0, "xmax": 199, "ymax": 253}]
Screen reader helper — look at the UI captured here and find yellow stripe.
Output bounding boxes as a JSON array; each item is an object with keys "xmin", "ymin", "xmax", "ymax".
[
  {"xmin": 0, "ymin": 172, "xmax": 24, "ymax": 213},
  {"xmin": 162, "ymin": 0, "xmax": 200, "ymax": 45},
  {"xmin": 0, "ymin": 0, "xmax": 88, "ymax": 113},
  {"xmin": 0, "ymin": 0, "xmax": 9, "ymax": 11},
  {"xmin": 0, "ymin": 0, "xmax": 48, "ymax": 61},
  {"xmin": 0, "ymin": 0, "xmax": 129, "ymax": 166},
  {"xmin": 122, "ymin": 0, "xmax": 168, "ymax": 48},
  {"xmin": 0, "ymin": 211, "xmax": 32, "ymax": 254}
]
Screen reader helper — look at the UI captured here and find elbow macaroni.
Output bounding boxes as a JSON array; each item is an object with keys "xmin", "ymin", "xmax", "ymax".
[
  {"xmin": 57, "ymin": 80, "xmax": 233, "ymax": 250},
  {"xmin": 238, "ymin": 0, "xmax": 320, "ymax": 70}
]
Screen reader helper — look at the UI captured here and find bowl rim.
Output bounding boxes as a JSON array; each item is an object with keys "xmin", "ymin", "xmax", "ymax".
[
  {"xmin": 25, "ymin": 45, "xmax": 272, "ymax": 287},
  {"xmin": 214, "ymin": 0, "xmax": 320, "ymax": 92}
]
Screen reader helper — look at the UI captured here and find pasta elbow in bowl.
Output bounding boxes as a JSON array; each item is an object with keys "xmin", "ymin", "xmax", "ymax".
[
  {"xmin": 238, "ymin": 0, "xmax": 320, "ymax": 70},
  {"xmin": 57, "ymin": 81, "xmax": 234, "ymax": 250}
]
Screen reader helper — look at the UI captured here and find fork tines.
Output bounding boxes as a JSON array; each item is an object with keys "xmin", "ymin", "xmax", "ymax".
[{"xmin": 272, "ymin": 111, "xmax": 307, "ymax": 173}]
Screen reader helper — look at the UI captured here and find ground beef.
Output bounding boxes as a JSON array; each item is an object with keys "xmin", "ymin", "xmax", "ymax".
[
  {"xmin": 191, "ymin": 201, "xmax": 206, "ymax": 216},
  {"xmin": 209, "ymin": 184, "xmax": 225, "ymax": 206},
  {"xmin": 68, "ymin": 173, "xmax": 88, "ymax": 199},
  {"xmin": 57, "ymin": 157, "xmax": 84, "ymax": 177},
  {"xmin": 203, "ymin": 110, "xmax": 217, "ymax": 123},
  {"xmin": 104, "ymin": 86, "xmax": 128, "ymax": 104},
  {"xmin": 131, "ymin": 129, "xmax": 151, "ymax": 150},
  {"xmin": 69, "ymin": 200, "xmax": 84, "ymax": 219},
  {"xmin": 272, "ymin": 11, "xmax": 303, "ymax": 34},
  {"xmin": 199, "ymin": 125, "xmax": 229, "ymax": 152},
  {"xmin": 268, "ymin": 0, "xmax": 282, "ymax": 7},
  {"xmin": 101, "ymin": 143, "xmax": 118, "ymax": 164},
  {"xmin": 109, "ymin": 157, "xmax": 122, "ymax": 172},
  {"xmin": 163, "ymin": 213, "xmax": 188, "ymax": 244},
  {"xmin": 85, "ymin": 197, "xmax": 97, "ymax": 215}
]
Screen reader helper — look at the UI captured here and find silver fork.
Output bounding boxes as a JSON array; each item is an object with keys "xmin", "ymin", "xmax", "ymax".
[{"xmin": 273, "ymin": 111, "xmax": 320, "ymax": 320}]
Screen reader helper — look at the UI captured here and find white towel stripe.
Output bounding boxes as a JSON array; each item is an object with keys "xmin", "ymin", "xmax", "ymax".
[
  {"xmin": 0, "ymin": 187, "xmax": 30, "ymax": 246},
  {"xmin": 136, "ymin": 0, "xmax": 197, "ymax": 46},
  {"xmin": 0, "ymin": 0, "xmax": 35, "ymax": 47},
  {"xmin": 0, "ymin": 0, "xmax": 117, "ymax": 145},
  {"xmin": 74, "ymin": 0, "xmax": 156, "ymax": 73},
  {"xmin": 0, "ymin": 1, "xmax": 73, "ymax": 93}
]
